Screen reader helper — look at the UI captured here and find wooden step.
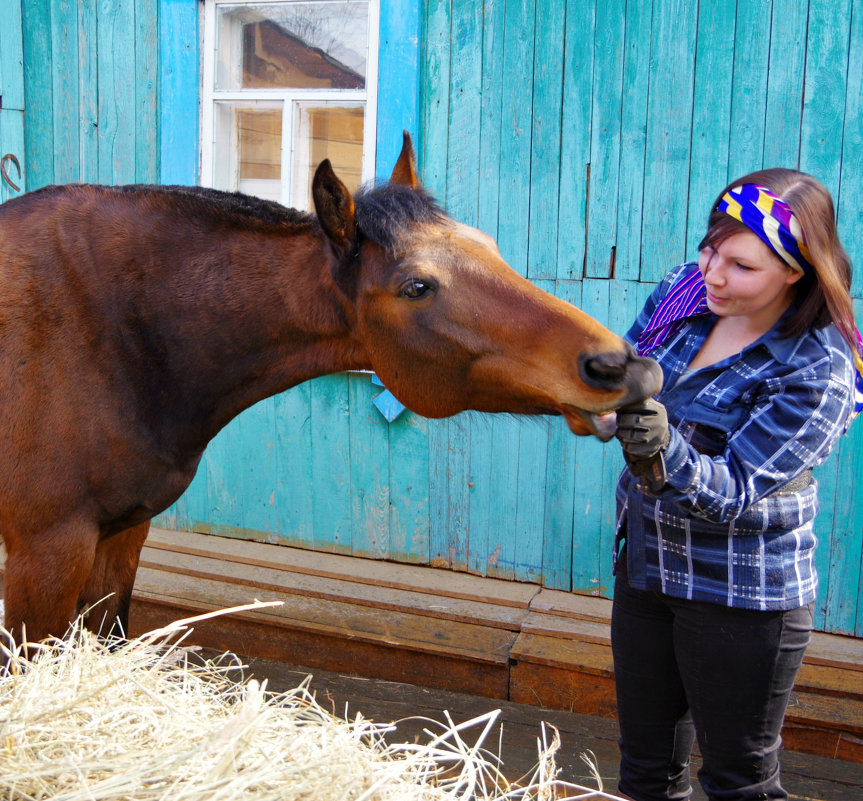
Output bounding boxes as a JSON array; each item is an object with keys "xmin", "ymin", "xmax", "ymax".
[{"xmin": 2, "ymin": 528, "xmax": 861, "ymax": 762}]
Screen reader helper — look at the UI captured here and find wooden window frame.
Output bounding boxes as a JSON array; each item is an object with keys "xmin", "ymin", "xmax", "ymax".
[{"xmin": 200, "ymin": 0, "xmax": 380, "ymax": 208}]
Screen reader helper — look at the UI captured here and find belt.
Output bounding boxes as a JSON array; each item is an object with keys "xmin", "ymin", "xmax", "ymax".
[{"xmin": 774, "ymin": 469, "xmax": 813, "ymax": 495}]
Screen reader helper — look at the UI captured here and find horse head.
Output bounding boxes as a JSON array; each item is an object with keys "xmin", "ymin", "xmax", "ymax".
[{"xmin": 313, "ymin": 133, "xmax": 662, "ymax": 440}]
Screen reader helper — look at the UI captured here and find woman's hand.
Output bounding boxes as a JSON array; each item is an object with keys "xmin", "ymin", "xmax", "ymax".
[{"xmin": 616, "ymin": 398, "xmax": 670, "ymax": 490}]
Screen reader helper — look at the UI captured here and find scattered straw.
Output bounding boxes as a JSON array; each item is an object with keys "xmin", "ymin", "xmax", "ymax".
[{"xmin": 0, "ymin": 603, "xmax": 624, "ymax": 800}]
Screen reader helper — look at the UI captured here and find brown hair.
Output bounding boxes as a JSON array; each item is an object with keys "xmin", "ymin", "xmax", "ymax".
[{"xmin": 698, "ymin": 168, "xmax": 856, "ymax": 350}]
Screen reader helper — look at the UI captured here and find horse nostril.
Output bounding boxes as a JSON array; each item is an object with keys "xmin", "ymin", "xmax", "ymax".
[{"xmin": 579, "ymin": 352, "xmax": 628, "ymax": 389}]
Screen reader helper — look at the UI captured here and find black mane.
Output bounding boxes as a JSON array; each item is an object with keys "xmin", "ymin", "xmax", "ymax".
[
  {"xmin": 354, "ymin": 182, "xmax": 446, "ymax": 253},
  {"xmin": 110, "ymin": 184, "xmax": 317, "ymax": 229}
]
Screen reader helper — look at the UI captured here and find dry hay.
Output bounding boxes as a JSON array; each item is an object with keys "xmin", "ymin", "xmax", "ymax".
[{"xmin": 0, "ymin": 603, "xmax": 624, "ymax": 801}]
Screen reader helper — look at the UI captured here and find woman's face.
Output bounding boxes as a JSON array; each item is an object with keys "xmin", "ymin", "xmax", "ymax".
[{"xmin": 698, "ymin": 231, "xmax": 803, "ymax": 328}]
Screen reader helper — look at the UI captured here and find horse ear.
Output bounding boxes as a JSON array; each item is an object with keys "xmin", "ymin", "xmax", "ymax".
[
  {"xmin": 312, "ymin": 159, "xmax": 356, "ymax": 255},
  {"xmin": 390, "ymin": 130, "xmax": 420, "ymax": 189}
]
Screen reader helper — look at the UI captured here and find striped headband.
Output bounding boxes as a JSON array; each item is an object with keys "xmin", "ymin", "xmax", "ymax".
[{"xmin": 717, "ymin": 184, "xmax": 814, "ymax": 275}]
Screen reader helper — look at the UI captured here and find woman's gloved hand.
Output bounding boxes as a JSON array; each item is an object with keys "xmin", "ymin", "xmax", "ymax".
[{"xmin": 615, "ymin": 398, "xmax": 670, "ymax": 491}]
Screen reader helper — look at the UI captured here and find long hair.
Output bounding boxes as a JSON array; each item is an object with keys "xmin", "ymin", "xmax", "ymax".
[{"xmin": 698, "ymin": 168, "xmax": 856, "ymax": 351}]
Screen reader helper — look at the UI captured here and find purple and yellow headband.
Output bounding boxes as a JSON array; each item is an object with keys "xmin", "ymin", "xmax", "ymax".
[{"xmin": 717, "ymin": 183, "xmax": 814, "ymax": 275}]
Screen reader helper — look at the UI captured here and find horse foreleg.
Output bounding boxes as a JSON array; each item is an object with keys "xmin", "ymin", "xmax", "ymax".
[
  {"xmin": 2, "ymin": 516, "xmax": 99, "ymax": 649},
  {"xmin": 77, "ymin": 521, "xmax": 150, "ymax": 638}
]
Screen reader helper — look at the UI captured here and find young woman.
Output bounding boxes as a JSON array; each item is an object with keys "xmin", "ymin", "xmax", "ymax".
[{"xmin": 611, "ymin": 170, "xmax": 862, "ymax": 801}]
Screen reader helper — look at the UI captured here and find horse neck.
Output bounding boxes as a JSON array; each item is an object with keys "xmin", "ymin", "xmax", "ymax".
[{"xmin": 143, "ymin": 225, "xmax": 368, "ymax": 449}]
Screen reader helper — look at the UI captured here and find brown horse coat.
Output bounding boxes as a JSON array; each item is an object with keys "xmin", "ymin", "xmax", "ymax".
[{"xmin": 0, "ymin": 134, "xmax": 661, "ymax": 646}]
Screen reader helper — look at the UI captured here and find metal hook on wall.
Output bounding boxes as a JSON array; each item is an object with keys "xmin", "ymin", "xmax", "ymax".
[{"xmin": 1, "ymin": 154, "xmax": 22, "ymax": 192}]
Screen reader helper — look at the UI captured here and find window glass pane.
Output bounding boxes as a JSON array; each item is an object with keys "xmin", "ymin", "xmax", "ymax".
[
  {"xmin": 216, "ymin": 2, "xmax": 368, "ymax": 90},
  {"xmin": 213, "ymin": 100, "xmax": 283, "ymax": 202},
  {"xmin": 293, "ymin": 104, "xmax": 364, "ymax": 209}
]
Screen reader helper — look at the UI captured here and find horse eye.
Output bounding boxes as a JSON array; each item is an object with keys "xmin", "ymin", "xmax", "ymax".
[{"xmin": 401, "ymin": 278, "xmax": 436, "ymax": 300}]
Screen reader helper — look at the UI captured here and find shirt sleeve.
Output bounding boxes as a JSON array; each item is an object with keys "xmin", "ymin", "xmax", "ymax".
[{"xmin": 658, "ymin": 342, "xmax": 855, "ymax": 523}]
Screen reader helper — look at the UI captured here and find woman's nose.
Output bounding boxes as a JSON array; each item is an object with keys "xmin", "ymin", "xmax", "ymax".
[{"xmin": 704, "ymin": 259, "xmax": 726, "ymax": 284}]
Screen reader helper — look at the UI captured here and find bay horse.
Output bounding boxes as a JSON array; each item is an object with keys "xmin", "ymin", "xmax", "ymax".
[{"xmin": 0, "ymin": 133, "xmax": 661, "ymax": 648}]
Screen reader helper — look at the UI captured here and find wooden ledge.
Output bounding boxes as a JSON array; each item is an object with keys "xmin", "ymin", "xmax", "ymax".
[{"xmin": 4, "ymin": 528, "xmax": 861, "ymax": 762}]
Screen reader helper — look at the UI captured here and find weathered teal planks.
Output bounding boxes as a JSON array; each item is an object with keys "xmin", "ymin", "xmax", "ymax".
[
  {"xmin": 159, "ymin": 0, "xmax": 198, "ymax": 185},
  {"xmin": 0, "ymin": 0, "xmax": 25, "ymax": 203},
  {"xmin": 640, "ymin": 0, "xmax": 697, "ymax": 283},
  {"xmin": 613, "ymin": 0, "xmax": 649, "ymax": 281},
  {"xmin": 526, "ymin": 0, "xmax": 564, "ymax": 280},
  {"xmin": 726, "ymin": 2, "xmax": 771, "ymax": 180},
  {"xmin": 376, "ymin": 0, "xmax": 420, "ymax": 175},
  {"xmin": 21, "ymin": 0, "xmax": 54, "ymax": 188},
  {"xmin": 21, "ymin": 0, "xmax": 159, "ymax": 188},
  {"xmin": 584, "ymin": 0, "xmax": 625, "ymax": 280},
  {"xmin": 686, "ymin": 0, "xmax": 735, "ymax": 256},
  {"xmin": 835, "ymin": 0, "xmax": 863, "ymax": 300},
  {"xmin": 762, "ymin": 0, "xmax": 807, "ymax": 168},
  {"xmin": 556, "ymin": 0, "xmax": 594, "ymax": 280}
]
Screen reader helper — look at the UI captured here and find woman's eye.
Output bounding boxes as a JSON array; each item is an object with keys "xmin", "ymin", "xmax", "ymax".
[
  {"xmin": 401, "ymin": 278, "xmax": 436, "ymax": 299},
  {"xmin": 735, "ymin": 262, "xmax": 754, "ymax": 271}
]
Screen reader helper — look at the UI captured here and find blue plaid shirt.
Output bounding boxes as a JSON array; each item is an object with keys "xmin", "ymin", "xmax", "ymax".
[{"xmin": 617, "ymin": 263, "xmax": 857, "ymax": 610}]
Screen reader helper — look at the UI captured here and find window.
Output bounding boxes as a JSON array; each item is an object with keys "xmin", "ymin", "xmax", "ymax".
[{"xmin": 201, "ymin": 0, "xmax": 378, "ymax": 209}]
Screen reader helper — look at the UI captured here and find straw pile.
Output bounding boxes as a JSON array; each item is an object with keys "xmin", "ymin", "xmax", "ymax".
[{"xmin": 0, "ymin": 603, "xmax": 623, "ymax": 801}]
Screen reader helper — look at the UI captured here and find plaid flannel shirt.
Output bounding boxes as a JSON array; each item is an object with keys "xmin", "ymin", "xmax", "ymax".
[{"xmin": 617, "ymin": 262, "xmax": 857, "ymax": 610}]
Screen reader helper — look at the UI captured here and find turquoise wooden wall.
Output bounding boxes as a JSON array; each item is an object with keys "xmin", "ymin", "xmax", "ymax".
[
  {"xmin": 6, "ymin": 0, "xmax": 863, "ymax": 636},
  {"xmin": 0, "ymin": 0, "xmax": 25, "ymax": 203}
]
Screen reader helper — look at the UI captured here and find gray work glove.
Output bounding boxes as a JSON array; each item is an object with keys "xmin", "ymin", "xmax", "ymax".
[{"xmin": 615, "ymin": 398, "xmax": 670, "ymax": 492}]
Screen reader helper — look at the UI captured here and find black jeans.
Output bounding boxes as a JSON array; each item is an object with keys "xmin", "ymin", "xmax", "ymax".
[{"xmin": 611, "ymin": 558, "xmax": 813, "ymax": 801}]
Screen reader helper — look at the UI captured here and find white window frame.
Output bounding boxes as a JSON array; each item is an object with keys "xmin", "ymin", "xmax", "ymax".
[{"xmin": 200, "ymin": 0, "xmax": 380, "ymax": 209}]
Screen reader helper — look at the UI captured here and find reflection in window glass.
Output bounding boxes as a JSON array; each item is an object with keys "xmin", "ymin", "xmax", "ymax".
[
  {"xmin": 213, "ymin": 101, "xmax": 283, "ymax": 202},
  {"xmin": 293, "ymin": 104, "xmax": 364, "ymax": 209},
  {"xmin": 216, "ymin": 2, "xmax": 368, "ymax": 90}
]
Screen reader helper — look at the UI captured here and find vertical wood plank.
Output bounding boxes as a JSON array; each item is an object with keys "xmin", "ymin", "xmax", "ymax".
[
  {"xmin": 639, "ymin": 0, "xmax": 696, "ymax": 284},
  {"xmin": 477, "ymin": 0, "xmax": 505, "ymax": 240},
  {"xmin": 97, "ymin": 0, "xmax": 136, "ymax": 184},
  {"xmin": 429, "ymin": 414, "xmax": 471, "ymax": 571},
  {"xmin": 527, "ymin": 0, "xmax": 564, "ymax": 280},
  {"xmin": 614, "ymin": 0, "xmax": 650, "ymax": 281},
  {"xmin": 309, "ymin": 376, "xmax": 353, "ymax": 554},
  {"xmin": 443, "ymin": 0, "xmax": 481, "ymax": 224},
  {"xmin": 725, "ymin": 1, "xmax": 771, "ymax": 179},
  {"xmin": 418, "ymin": 0, "xmax": 450, "ymax": 195},
  {"xmin": 762, "ymin": 0, "xmax": 807, "ymax": 168},
  {"xmin": 0, "ymin": 0, "xmax": 25, "ymax": 111},
  {"xmin": 0, "ymin": 109, "xmax": 25, "ymax": 202},
  {"xmin": 347, "ymin": 373, "xmax": 392, "ymax": 559},
  {"xmin": 159, "ymin": 0, "xmax": 199, "ymax": 184},
  {"xmin": 387, "ymin": 410, "xmax": 430, "ymax": 563},
  {"xmin": 50, "ymin": 0, "xmax": 79, "ymax": 182},
  {"xmin": 22, "ymin": 0, "xmax": 54, "ymax": 189},
  {"xmin": 78, "ymin": 0, "xmax": 99, "ymax": 182},
  {"xmin": 376, "ymin": 0, "xmax": 420, "ymax": 176},
  {"xmin": 556, "ymin": 0, "xmax": 595, "ymax": 280},
  {"xmin": 0, "ymin": 0, "xmax": 25, "ymax": 202},
  {"xmin": 799, "ymin": 0, "xmax": 851, "ymax": 197},
  {"xmin": 584, "ymin": 0, "xmax": 624, "ymax": 280},
  {"xmin": 466, "ymin": 413, "xmax": 495, "ymax": 576},
  {"xmin": 495, "ymin": 0, "xmax": 534, "ymax": 275},
  {"xmin": 512, "ymin": 417, "xmax": 550, "ymax": 584},
  {"xmin": 686, "ymin": 0, "xmax": 735, "ymax": 257},
  {"xmin": 837, "ymin": 0, "xmax": 863, "ymax": 298},
  {"xmin": 272, "ymin": 387, "xmax": 314, "ymax": 545},
  {"xmin": 135, "ymin": 0, "xmax": 159, "ymax": 182}
]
